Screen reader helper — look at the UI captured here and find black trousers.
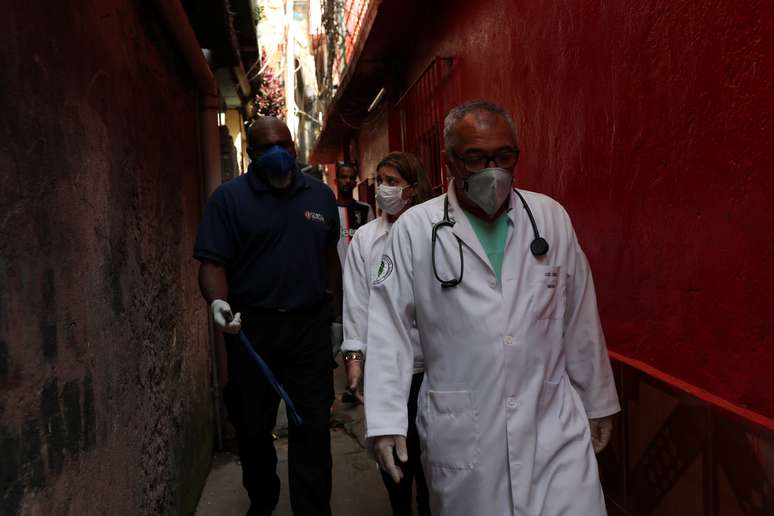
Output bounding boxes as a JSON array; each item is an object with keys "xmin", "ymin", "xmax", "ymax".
[
  {"xmin": 380, "ymin": 372, "xmax": 432, "ymax": 516},
  {"xmin": 223, "ymin": 304, "xmax": 334, "ymax": 516}
]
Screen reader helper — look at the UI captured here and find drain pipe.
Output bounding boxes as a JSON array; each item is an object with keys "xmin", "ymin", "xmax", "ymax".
[
  {"xmin": 152, "ymin": 0, "xmax": 221, "ymax": 199},
  {"xmin": 152, "ymin": 0, "xmax": 224, "ymax": 449}
]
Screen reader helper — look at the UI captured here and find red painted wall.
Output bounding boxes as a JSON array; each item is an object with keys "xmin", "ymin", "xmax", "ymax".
[{"xmin": 393, "ymin": 0, "xmax": 774, "ymax": 416}]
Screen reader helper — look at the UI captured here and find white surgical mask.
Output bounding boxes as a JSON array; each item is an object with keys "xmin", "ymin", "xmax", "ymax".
[
  {"xmin": 376, "ymin": 184, "xmax": 409, "ymax": 215},
  {"xmin": 462, "ymin": 167, "xmax": 513, "ymax": 215}
]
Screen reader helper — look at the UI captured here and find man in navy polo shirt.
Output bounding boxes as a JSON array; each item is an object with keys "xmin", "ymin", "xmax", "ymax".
[{"xmin": 194, "ymin": 116, "xmax": 341, "ymax": 516}]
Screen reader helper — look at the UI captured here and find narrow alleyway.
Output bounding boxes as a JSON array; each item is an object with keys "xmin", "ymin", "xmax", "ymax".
[
  {"xmin": 195, "ymin": 361, "xmax": 398, "ymax": 516},
  {"xmin": 3, "ymin": 1, "xmax": 773, "ymax": 515}
]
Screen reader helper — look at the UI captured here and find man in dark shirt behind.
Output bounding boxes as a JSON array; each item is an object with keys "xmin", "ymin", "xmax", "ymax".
[
  {"xmin": 335, "ymin": 161, "xmax": 374, "ymax": 265},
  {"xmin": 194, "ymin": 116, "xmax": 341, "ymax": 516}
]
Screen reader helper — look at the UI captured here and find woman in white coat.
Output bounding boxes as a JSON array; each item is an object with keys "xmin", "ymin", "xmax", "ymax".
[{"xmin": 341, "ymin": 151, "xmax": 433, "ymax": 516}]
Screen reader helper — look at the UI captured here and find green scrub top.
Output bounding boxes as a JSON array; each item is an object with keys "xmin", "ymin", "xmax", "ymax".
[{"xmin": 464, "ymin": 209, "xmax": 510, "ymax": 286}]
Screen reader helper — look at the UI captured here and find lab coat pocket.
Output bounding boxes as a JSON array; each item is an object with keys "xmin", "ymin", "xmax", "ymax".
[
  {"xmin": 531, "ymin": 265, "xmax": 564, "ymax": 320},
  {"xmin": 424, "ymin": 390, "xmax": 480, "ymax": 470},
  {"xmin": 536, "ymin": 376, "xmax": 565, "ymax": 452},
  {"xmin": 537, "ymin": 375, "xmax": 591, "ymax": 457}
]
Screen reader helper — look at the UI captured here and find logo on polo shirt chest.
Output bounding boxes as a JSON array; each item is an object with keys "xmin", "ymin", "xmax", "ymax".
[{"xmin": 304, "ymin": 211, "xmax": 326, "ymax": 224}]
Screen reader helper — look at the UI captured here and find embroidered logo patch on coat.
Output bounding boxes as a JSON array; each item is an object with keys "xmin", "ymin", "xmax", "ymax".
[{"xmin": 373, "ymin": 255, "xmax": 394, "ymax": 285}]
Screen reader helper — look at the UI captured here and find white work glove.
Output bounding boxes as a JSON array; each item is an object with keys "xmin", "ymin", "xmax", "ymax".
[
  {"xmin": 589, "ymin": 416, "xmax": 614, "ymax": 454},
  {"xmin": 330, "ymin": 322, "xmax": 343, "ymax": 358},
  {"xmin": 372, "ymin": 435, "xmax": 407, "ymax": 483},
  {"xmin": 210, "ymin": 299, "xmax": 241, "ymax": 334}
]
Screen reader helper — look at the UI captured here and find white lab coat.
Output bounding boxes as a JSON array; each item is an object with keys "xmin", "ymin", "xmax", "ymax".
[
  {"xmin": 364, "ymin": 185, "xmax": 620, "ymax": 516},
  {"xmin": 342, "ymin": 215, "xmax": 423, "ymax": 372}
]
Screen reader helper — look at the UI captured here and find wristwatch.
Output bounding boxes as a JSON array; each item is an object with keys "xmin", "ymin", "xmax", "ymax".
[{"xmin": 343, "ymin": 351, "xmax": 364, "ymax": 362}]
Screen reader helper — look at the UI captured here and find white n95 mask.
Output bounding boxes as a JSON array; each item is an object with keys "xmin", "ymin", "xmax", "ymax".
[
  {"xmin": 376, "ymin": 184, "xmax": 409, "ymax": 215},
  {"xmin": 462, "ymin": 167, "xmax": 513, "ymax": 215}
]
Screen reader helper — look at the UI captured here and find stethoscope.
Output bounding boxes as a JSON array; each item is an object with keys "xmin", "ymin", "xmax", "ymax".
[{"xmin": 431, "ymin": 189, "xmax": 549, "ymax": 288}]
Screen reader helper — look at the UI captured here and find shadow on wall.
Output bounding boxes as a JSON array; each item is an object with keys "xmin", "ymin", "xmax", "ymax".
[
  {"xmin": 0, "ymin": 374, "xmax": 97, "ymax": 511},
  {"xmin": 600, "ymin": 359, "xmax": 774, "ymax": 515}
]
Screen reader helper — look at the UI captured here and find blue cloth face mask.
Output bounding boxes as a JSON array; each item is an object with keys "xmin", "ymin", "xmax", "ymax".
[{"xmin": 255, "ymin": 145, "xmax": 297, "ymax": 188}]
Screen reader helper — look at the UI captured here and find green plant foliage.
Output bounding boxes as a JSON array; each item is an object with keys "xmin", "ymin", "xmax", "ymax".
[{"xmin": 253, "ymin": 5, "xmax": 265, "ymax": 23}]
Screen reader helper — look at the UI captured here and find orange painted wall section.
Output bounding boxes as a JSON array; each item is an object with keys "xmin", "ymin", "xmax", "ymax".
[
  {"xmin": 397, "ymin": 0, "xmax": 774, "ymax": 416},
  {"xmin": 357, "ymin": 106, "xmax": 390, "ymax": 181}
]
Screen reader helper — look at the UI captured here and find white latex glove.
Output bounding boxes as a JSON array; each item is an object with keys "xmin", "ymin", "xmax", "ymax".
[
  {"xmin": 372, "ymin": 435, "xmax": 407, "ymax": 483},
  {"xmin": 589, "ymin": 416, "xmax": 613, "ymax": 454},
  {"xmin": 330, "ymin": 322, "xmax": 343, "ymax": 358},
  {"xmin": 210, "ymin": 299, "xmax": 241, "ymax": 334}
]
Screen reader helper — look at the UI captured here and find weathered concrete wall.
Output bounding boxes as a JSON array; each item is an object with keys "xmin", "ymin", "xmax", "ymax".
[
  {"xmin": 0, "ymin": 1, "xmax": 212, "ymax": 514},
  {"xmin": 383, "ymin": 0, "xmax": 774, "ymax": 417},
  {"xmin": 356, "ymin": 106, "xmax": 389, "ymax": 183}
]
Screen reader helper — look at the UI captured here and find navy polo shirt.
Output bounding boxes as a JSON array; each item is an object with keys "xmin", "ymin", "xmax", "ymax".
[{"xmin": 193, "ymin": 167, "xmax": 340, "ymax": 311}]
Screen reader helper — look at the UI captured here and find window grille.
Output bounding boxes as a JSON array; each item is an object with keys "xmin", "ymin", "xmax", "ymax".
[
  {"xmin": 394, "ymin": 57, "xmax": 454, "ymax": 195},
  {"xmin": 332, "ymin": 0, "xmax": 372, "ymax": 85}
]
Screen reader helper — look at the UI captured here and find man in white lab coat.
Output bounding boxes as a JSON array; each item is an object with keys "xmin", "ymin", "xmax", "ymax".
[{"xmin": 364, "ymin": 100, "xmax": 621, "ymax": 516}]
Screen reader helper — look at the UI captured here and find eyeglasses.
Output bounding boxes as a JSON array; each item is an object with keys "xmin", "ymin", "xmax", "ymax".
[{"xmin": 452, "ymin": 148, "xmax": 520, "ymax": 173}]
